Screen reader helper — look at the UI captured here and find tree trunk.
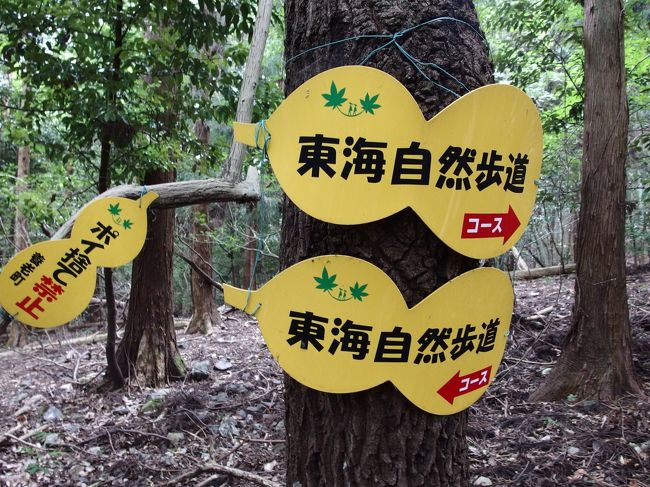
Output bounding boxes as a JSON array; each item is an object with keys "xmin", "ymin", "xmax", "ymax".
[
  {"xmin": 116, "ymin": 169, "xmax": 186, "ymax": 385},
  {"xmin": 186, "ymin": 118, "xmax": 221, "ymax": 335},
  {"xmin": 282, "ymin": 1, "xmax": 492, "ymax": 485},
  {"xmin": 97, "ymin": 0, "xmax": 125, "ymax": 389},
  {"xmin": 7, "ymin": 145, "xmax": 31, "ymax": 348},
  {"xmin": 221, "ymin": 0, "xmax": 274, "ymax": 183},
  {"xmin": 241, "ymin": 206, "xmax": 257, "ymax": 290},
  {"xmin": 530, "ymin": 0, "xmax": 641, "ymax": 401},
  {"xmin": 187, "ymin": 203, "xmax": 221, "ymax": 334}
]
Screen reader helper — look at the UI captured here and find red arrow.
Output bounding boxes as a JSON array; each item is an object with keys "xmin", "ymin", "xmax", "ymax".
[
  {"xmin": 437, "ymin": 366, "xmax": 492, "ymax": 405},
  {"xmin": 461, "ymin": 206, "xmax": 520, "ymax": 244}
]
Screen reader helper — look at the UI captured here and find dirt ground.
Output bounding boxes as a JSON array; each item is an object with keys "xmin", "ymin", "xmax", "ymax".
[{"xmin": 0, "ymin": 267, "xmax": 648, "ymax": 487}]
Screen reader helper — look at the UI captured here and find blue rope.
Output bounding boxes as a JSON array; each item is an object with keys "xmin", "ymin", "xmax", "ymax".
[
  {"xmin": 244, "ymin": 120, "xmax": 271, "ymax": 316},
  {"xmin": 287, "ymin": 16, "xmax": 487, "ymax": 98},
  {"xmin": 138, "ymin": 185, "xmax": 148, "ymax": 208},
  {"xmin": 0, "ymin": 306, "xmax": 14, "ymax": 322},
  {"xmin": 285, "ymin": 34, "xmax": 392, "ymax": 65}
]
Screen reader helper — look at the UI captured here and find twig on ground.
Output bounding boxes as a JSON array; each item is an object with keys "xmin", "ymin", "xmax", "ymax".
[
  {"xmin": 0, "ymin": 424, "xmax": 22, "ymax": 444},
  {"xmin": 3, "ymin": 433, "xmax": 47, "ymax": 450},
  {"xmin": 235, "ymin": 436, "xmax": 285, "ymax": 444},
  {"xmin": 165, "ymin": 462, "xmax": 281, "ymax": 487},
  {"xmin": 79, "ymin": 427, "xmax": 170, "ymax": 446}
]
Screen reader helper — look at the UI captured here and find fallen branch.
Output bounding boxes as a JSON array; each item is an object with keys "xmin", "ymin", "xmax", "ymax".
[
  {"xmin": 166, "ymin": 463, "xmax": 281, "ymax": 487},
  {"xmin": 522, "ymin": 306, "xmax": 555, "ymax": 322},
  {"xmin": 0, "ymin": 424, "xmax": 22, "ymax": 445},
  {"xmin": 1, "ymin": 424, "xmax": 50, "ymax": 450},
  {"xmin": 0, "ymin": 332, "xmax": 105, "ymax": 360},
  {"xmin": 52, "ymin": 166, "xmax": 260, "ymax": 240},
  {"xmin": 78, "ymin": 427, "xmax": 171, "ymax": 446},
  {"xmin": 0, "ymin": 318, "xmax": 191, "ymax": 359},
  {"xmin": 513, "ymin": 263, "xmax": 576, "ymax": 280},
  {"xmin": 3, "ymin": 432, "xmax": 47, "ymax": 450}
]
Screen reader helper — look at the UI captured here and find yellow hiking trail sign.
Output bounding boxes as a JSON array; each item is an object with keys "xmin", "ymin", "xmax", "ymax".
[
  {"xmin": 224, "ymin": 255, "xmax": 513, "ymax": 415},
  {"xmin": 235, "ymin": 66, "xmax": 542, "ymax": 259},
  {"xmin": 0, "ymin": 192, "xmax": 157, "ymax": 328}
]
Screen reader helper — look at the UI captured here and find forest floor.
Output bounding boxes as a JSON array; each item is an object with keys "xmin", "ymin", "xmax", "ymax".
[{"xmin": 0, "ymin": 266, "xmax": 648, "ymax": 487}]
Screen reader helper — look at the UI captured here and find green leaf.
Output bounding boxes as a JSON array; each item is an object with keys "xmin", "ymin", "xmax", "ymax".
[
  {"xmin": 122, "ymin": 219, "xmax": 133, "ymax": 229},
  {"xmin": 322, "ymin": 81, "xmax": 347, "ymax": 109},
  {"xmin": 108, "ymin": 203, "xmax": 122, "ymax": 216},
  {"xmin": 314, "ymin": 266, "xmax": 337, "ymax": 292},
  {"xmin": 360, "ymin": 93, "xmax": 381, "ymax": 114},
  {"xmin": 349, "ymin": 282, "xmax": 369, "ymax": 301}
]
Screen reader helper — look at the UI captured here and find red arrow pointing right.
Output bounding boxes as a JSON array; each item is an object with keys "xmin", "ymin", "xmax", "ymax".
[
  {"xmin": 437, "ymin": 366, "xmax": 492, "ymax": 405},
  {"xmin": 461, "ymin": 206, "xmax": 521, "ymax": 244}
]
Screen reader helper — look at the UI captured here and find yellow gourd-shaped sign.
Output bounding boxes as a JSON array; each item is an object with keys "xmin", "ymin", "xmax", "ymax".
[
  {"xmin": 224, "ymin": 255, "xmax": 513, "ymax": 415},
  {"xmin": 0, "ymin": 192, "xmax": 157, "ymax": 328},
  {"xmin": 235, "ymin": 66, "xmax": 542, "ymax": 259}
]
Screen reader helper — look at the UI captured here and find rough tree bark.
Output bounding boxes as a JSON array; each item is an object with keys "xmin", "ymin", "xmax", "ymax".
[
  {"xmin": 530, "ymin": 0, "xmax": 641, "ymax": 400},
  {"xmin": 116, "ymin": 168, "xmax": 186, "ymax": 384},
  {"xmin": 282, "ymin": 1, "xmax": 493, "ymax": 485}
]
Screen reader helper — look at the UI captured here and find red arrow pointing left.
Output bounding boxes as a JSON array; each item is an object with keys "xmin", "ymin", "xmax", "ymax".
[
  {"xmin": 437, "ymin": 366, "xmax": 492, "ymax": 405},
  {"xmin": 461, "ymin": 206, "xmax": 520, "ymax": 244}
]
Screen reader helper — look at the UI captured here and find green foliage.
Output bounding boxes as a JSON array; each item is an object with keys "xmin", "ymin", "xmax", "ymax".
[
  {"xmin": 477, "ymin": 0, "xmax": 650, "ymax": 266},
  {"xmin": 25, "ymin": 462, "xmax": 44, "ymax": 475},
  {"xmin": 478, "ymin": 0, "xmax": 584, "ymax": 130},
  {"xmin": 0, "ymin": 0, "xmax": 259, "ymax": 182},
  {"xmin": 0, "ymin": 0, "xmax": 288, "ymax": 322}
]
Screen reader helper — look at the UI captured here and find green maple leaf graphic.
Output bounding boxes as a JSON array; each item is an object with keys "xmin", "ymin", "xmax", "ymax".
[
  {"xmin": 322, "ymin": 81, "xmax": 347, "ymax": 109},
  {"xmin": 108, "ymin": 203, "xmax": 122, "ymax": 216},
  {"xmin": 349, "ymin": 282, "xmax": 369, "ymax": 301},
  {"xmin": 122, "ymin": 219, "xmax": 133, "ymax": 230},
  {"xmin": 314, "ymin": 266, "xmax": 337, "ymax": 292},
  {"xmin": 360, "ymin": 93, "xmax": 381, "ymax": 114}
]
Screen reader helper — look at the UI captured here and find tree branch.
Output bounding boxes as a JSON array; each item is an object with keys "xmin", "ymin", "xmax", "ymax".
[
  {"xmin": 52, "ymin": 166, "xmax": 260, "ymax": 240},
  {"xmin": 175, "ymin": 251, "xmax": 223, "ymax": 291}
]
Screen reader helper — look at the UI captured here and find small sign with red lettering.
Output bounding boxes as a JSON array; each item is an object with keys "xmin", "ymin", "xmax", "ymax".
[{"xmin": 0, "ymin": 193, "xmax": 157, "ymax": 328}]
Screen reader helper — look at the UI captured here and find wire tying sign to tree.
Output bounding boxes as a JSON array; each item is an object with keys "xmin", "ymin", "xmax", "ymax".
[
  {"xmin": 224, "ymin": 255, "xmax": 513, "ymax": 415},
  {"xmin": 235, "ymin": 65, "xmax": 543, "ymax": 259},
  {"xmin": 0, "ymin": 193, "xmax": 158, "ymax": 328}
]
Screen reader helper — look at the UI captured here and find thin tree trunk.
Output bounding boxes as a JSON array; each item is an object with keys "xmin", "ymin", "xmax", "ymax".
[
  {"xmin": 7, "ymin": 145, "xmax": 31, "ymax": 348},
  {"xmin": 531, "ymin": 0, "xmax": 641, "ymax": 401},
  {"xmin": 282, "ymin": 1, "xmax": 492, "ymax": 485},
  {"xmin": 241, "ymin": 209, "xmax": 257, "ymax": 290},
  {"xmin": 215, "ymin": 0, "xmax": 272, "ymax": 296},
  {"xmin": 221, "ymin": 0, "xmax": 274, "ymax": 183},
  {"xmin": 187, "ymin": 118, "xmax": 221, "ymax": 335},
  {"xmin": 187, "ymin": 202, "xmax": 221, "ymax": 334},
  {"xmin": 98, "ymin": 0, "xmax": 125, "ymax": 389}
]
